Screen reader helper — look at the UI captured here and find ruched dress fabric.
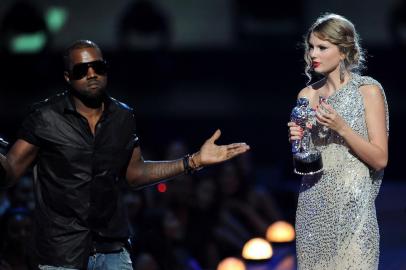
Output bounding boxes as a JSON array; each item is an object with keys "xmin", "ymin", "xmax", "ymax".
[{"xmin": 295, "ymin": 73, "xmax": 389, "ymax": 270}]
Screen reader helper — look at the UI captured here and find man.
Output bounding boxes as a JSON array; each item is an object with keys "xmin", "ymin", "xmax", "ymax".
[{"xmin": 0, "ymin": 40, "xmax": 250, "ymax": 270}]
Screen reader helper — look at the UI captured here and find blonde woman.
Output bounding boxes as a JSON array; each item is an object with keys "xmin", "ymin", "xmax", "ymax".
[{"xmin": 288, "ymin": 13, "xmax": 389, "ymax": 269}]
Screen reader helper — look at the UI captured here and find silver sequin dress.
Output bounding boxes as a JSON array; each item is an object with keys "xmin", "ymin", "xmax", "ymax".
[{"xmin": 295, "ymin": 74, "xmax": 389, "ymax": 270}]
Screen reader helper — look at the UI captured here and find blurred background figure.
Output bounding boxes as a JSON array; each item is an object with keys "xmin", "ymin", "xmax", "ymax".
[
  {"xmin": 187, "ymin": 175, "xmax": 221, "ymax": 269},
  {"xmin": 7, "ymin": 176, "xmax": 35, "ymax": 211},
  {"xmin": 233, "ymin": 0, "xmax": 303, "ymax": 47},
  {"xmin": 0, "ymin": 208, "xmax": 35, "ymax": 270},
  {"xmin": 117, "ymin": 0, "xmax": 171, "ymax": 51},
  {"xmin": 133, "ymin": 207, "xmax": 200, "ymax": 270},
  {"xmin": 213, "ymin": 160, "xmax": 281, "ymax": 256},
  {"xmin": 389, "ymin": 0, "xmax": 406, "ymax": 49},
  {"xmin": 0, "ymin": 0, "xmax": 50, "ymax": 54}
]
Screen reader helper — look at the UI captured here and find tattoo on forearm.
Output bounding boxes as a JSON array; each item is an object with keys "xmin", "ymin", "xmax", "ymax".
[{"xmin": 143, "ymin": 159, "xmax": 184, "ymax": 182}]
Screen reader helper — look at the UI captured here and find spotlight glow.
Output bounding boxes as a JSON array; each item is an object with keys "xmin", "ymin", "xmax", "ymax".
[
  {"xmin": 9, "ymin": 32, "xmax": 47, "ymax": 53},
  {"xmin": 266, "ymin": 221, "xmax": 295, "ymax": 243},
  {"xmin": 242, "ymin": 238, "xmax": 273, "ymax": 260},
  {"xmin": 45, "ymin": 7, "xmax": 69, "ymax": 33},
  {"xmin": 217, "ymin": 257, "xmax": 246, "ymax": 270}
]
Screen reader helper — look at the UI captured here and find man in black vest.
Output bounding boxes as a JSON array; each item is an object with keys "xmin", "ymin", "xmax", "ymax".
[{"xmin": 0, "ymin": 40, "xmax": 250, "ymax": 270}]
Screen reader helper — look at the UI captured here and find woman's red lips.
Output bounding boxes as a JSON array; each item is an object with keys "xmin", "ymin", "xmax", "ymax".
[{"xmin": 312, "ymin": 62, "xmax": 320, "ymax": 68}]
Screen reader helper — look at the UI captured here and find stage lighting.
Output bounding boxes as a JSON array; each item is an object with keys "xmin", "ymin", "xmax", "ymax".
[
  {"xmin": 217, "ymin": 257, "xmax": 246, "ymax": 270},
  {"xmin": 45, "ymin": 7, "xmax": 69, "ymax": 33},
  {"xmin": 242, "ymin": 237, "xmax": 273, "ymax": 260},
  {"xmin": 266, "ymin": 221, "xmax": 295, "ymax": 243},
  {"xmin": 9, "ymin": 32, "xmax": 47, "ymax": 54}
]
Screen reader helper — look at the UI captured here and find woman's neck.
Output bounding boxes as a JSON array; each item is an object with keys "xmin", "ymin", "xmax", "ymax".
[{"xmin": 323, "ymin": 69, "xmax": 351, "ymax": 96}]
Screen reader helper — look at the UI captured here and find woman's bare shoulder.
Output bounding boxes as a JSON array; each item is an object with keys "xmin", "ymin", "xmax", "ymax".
[{"xmin": 297, "ymin": 78, "xmax": 325, "ymax": 99}]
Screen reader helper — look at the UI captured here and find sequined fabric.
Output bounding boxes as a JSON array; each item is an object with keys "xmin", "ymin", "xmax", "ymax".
[{"xmin": 295, "ymin": 74, "xmax": 389, "ymax": 270}]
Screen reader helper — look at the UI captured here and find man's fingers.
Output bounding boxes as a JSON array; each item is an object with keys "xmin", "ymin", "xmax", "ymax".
[
  {"xmin": 226, "ymin": 147, "xmax": 249, "ymax": 159},
  {"xmin": 226, "ymin": 143, "xmax": 249, "ymax": 150},
  {"xmin": 208, "ymin": 129, "xmax": 221, "ymax": 143}
]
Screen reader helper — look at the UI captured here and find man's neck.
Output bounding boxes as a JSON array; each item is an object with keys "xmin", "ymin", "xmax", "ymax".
[{"xmin": 72, "ymin": 96, "xmax": 104, "ymax": 118}]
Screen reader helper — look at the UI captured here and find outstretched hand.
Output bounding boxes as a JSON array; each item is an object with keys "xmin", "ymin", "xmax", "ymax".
[{"xmin": 193, "ymin": 129, "xmax": 250, "ymax": 167}]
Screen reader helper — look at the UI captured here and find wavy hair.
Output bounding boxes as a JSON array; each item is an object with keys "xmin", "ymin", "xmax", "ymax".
[{"xmin": 303, "ymin": 13, "xmax": 366, "ymax": 83}]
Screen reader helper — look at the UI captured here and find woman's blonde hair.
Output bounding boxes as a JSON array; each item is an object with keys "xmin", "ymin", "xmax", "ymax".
[{"xmin": 304, "ymin": 13, "xmax": 365, "ymax": 83}]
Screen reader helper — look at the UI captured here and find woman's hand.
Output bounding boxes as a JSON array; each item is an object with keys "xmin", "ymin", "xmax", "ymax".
[
  {"xmin": 315, "ymin": 101, "xmax": 348, "ymax": 135},
  {"xmin": 287, "ymin": 121, "xmax": 303, "ymax": 142}
]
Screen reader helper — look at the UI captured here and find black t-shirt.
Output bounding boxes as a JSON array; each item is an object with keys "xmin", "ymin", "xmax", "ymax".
[{"xmin": 18, "ymin": 91, "xmax": 139, "ymax": 269}]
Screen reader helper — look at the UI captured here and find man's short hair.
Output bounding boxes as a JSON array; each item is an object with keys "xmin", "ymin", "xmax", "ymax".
[{"xmin": 63, "ymin": 40, "xmax": 102, "ymax": 71}]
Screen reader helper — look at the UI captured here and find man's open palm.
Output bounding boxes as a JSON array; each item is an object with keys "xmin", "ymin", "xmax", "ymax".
[{"xmin": 198, "ymin": 129, "xmax": 250, "ymax": 166}]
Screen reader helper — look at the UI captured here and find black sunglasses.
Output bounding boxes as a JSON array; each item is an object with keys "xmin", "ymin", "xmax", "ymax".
[{"xmin": 69, "ymin": 60, "xmax": 108, "ymax": 80}]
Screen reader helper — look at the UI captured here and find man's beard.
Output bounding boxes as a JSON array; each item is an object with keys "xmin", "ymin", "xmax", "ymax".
[{"xmin": 70, "ymin": 87, "xmax": 107, "ymax": 108}]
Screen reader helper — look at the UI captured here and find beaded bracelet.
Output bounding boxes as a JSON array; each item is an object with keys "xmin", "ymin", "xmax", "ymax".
[
  {"xmin": 183, "ymin": 154, "xmax": 193, "ymax": 175},
  {"xmin": 183, "ymin": 154, "xmax": 203, "ymax": 174}
]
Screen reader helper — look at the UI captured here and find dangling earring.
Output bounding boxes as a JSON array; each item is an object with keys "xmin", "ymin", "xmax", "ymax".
[{"xmin": 339, "ymin": 60, "xmax": 345, "ymax": 82}]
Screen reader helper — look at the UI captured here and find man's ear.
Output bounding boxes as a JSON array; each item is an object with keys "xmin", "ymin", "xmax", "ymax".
[{"xmin": 64, "ymin": 71, "xmax": 70, "ymax": 84}]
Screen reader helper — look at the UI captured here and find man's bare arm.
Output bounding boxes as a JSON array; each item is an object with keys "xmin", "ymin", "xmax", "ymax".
[
  {"xmin": 0, "ymin": 139, "xmax": 38, "ymax": 187},
  {"xmin": 125, "ymin": 147, "xmax": 185, "ymax": 187},
  {"xmin": 126, "ymin": 129, "xmax": 250, "ymax": 187}
]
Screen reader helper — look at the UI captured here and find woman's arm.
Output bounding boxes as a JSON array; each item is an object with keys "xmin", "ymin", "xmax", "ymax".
[{"xmin": 316, "ymin": 84, "xmax": 388, "ymax": 170}]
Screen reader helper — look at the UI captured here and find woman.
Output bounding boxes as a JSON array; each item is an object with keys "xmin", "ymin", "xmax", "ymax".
[{"xmin": 288, "ymin": 13, "xmax": 389, "ymax": 269}]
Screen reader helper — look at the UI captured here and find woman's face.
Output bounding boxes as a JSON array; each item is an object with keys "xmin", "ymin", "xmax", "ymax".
[{"xmin": 308, "ymin": 32, "xmax": 343, "ymax": 75}]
